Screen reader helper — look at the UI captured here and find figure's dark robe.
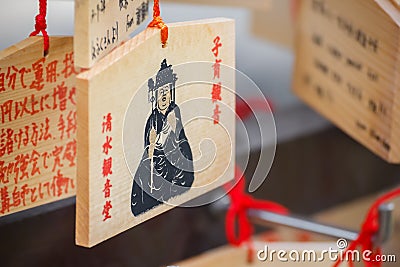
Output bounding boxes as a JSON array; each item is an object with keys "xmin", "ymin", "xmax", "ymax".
[{"xmin": 131, "ymin": 102, "xmax": 194, "ymax": 216}]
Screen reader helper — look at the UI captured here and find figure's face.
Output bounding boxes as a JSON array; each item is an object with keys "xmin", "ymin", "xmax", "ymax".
[{"xmin": 157, "ymin": 83, "xmax": 172, "ymax": 112}]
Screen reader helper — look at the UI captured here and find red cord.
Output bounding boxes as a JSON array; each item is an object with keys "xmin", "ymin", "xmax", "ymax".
[
  {"xmin": 148, "ymin": 0, "xmax": 168, "ymax": 47},
  {"xmin": 224, "ymin": 166, "xmax": 288, "ymax": 262},
  {"xmin": 30, "ymin": 0, "xmax": 49, "ymax": 53},
  {"xmin": 290, "ymin": 0, "xmax": 301, "ymax": 22},
  {"xmin": 333, "ymin": 187, "xmax": 400, "ymax": 267},
  {"xmin": 236, "ymin": 97, "xmax": 274, "ymax": 120}
]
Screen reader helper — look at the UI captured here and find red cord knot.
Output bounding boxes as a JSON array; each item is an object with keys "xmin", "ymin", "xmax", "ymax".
[
  {"xmin": 30, "ymin": 0, "xmax": 49, "ymax": 53},
  {"xmin": 34, "ymin": 14, "xmax": 47, "ymax": 32},
  {"xmin": 148, "ymin": 0, "xmax": 168, "ymax": 47},
  {"xmin": 224, "ymin": 166, "xmax": 288, "ymax": 262}
]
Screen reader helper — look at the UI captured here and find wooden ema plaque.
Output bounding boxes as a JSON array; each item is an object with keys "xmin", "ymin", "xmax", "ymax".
[
  {"xmin": 251, "ymin": 0, "xmax": 294, "ymax": 49},
  {"xmin": 164, "ymin": 0, "xmax": 270, "ymax": 11},
  {"xmin": 74, "ymin": 0, "xmax": 150, "ymax": 68},
  {"xmin": 0, "ymin": 37, "xmax": 78, "ymax": 216},
  {"xmin": 293, "ymin": 0, "xmax": 400, "ymax": 163},
  {"xmin": 76, "ymin": 18, "xmax": 236, "ymax": 247}
]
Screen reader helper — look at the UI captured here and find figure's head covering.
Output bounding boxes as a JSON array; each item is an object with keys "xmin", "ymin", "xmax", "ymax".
[
  {"xmin": 156, "ymin": 59, "xmax": 178, "ymax": 88},
  {"xmin": 148, "ymin": 59, "xmax": 178, "ymax": 106}
]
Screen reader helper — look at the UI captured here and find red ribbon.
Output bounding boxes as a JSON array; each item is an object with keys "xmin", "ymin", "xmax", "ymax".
[
  {"xmin": 30, "ymin": 0, "xmax": 49, "ymax": 53},
  {"xmin": 148, "ymin": 0, "xmax": 168, "ymax": 47},
  {"xmin": 334, "ymin": 187, "xmax": 400, "ymax": 267},
  {"xmin": 224, "ymin": 166, "xmax": 288, "ymax": 262}
]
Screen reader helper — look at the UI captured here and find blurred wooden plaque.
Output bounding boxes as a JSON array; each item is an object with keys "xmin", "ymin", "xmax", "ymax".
[
  {"xmin": 293, "ymin": 0, "xmax": 400, "ymax": 163},
  {"xmin": 251, "ymin": 0, "xmax": 294, "ymax": 49},
  {"xmin": 76, "ymin": 18, "xmax": 236, "ymax": 247},
  {"xmin": 0, "ymin": 37, "xmax": 78, "ymax": 217},
  {"xmin": 173, "ymin": 242, "xmax": 336, "ymax": 266},
  {"xmin": 74, "ymin": 0, "xmax": 150, "ymax": 68},
  {"xmin": 164, "ymin": 0, "xmax": 270, "ymax": 11}
]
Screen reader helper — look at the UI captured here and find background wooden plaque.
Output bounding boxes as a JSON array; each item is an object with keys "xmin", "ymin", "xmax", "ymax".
[
  {"xmin": 0, "ymin": 37, "xmax": 78, "ymax": 217},
  {"xmin": 293, "ymin": 0, "xmax": 400, "ymax": 163},
  {"xmin": 74, "ymin": 0, "xmax": 150, "ymax": 68}
]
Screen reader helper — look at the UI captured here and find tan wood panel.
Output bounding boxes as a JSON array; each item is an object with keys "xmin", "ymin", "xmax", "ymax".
[
  {"xmin": 251, "ymin": 0, "xmax": 294, "ymax": 49},
  {"xmin": 74, "ymin": 0, "xmax": 150, "ymax": 68},
  {"xmin": 0, "ymin": 37, "xmax": 79, "ymax": 217},
  {"xmin": 76, "ymin": 18, "xmax": 236, "ymax": 247},
  {"xmin": 390, "ymin": 0, "xmax": 400, "ymax": 9},
  {"xmin": 293, "ymin": 0, "xmax": 400, "ymax": 163},
  {"xmin": 164, "ymin": 0, "xmax": 270, "ymax": 11},
  {"xmin": 173, "ymin": 241, "xmax": 337, "ymax": 266}
]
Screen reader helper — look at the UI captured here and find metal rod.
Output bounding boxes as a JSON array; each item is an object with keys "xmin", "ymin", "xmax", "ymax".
[
  {"xmin": 248, "ymin": 209, "xmax": 359, "ymax": 241},
  {"xmin": 248, "ymin": 203, "xmax": 395, "ymax": 244},
  {"xmin": 211, "ymin": 194, "xmax": 395, "ymax": 244},
  {"xmin": 375, "ymin": 203, "xmax": 395, "ymax": 246}
]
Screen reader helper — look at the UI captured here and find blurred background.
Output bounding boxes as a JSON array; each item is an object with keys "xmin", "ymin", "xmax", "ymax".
[{"xmin": 0, "ymin": 1, "xmax": 399, "ymax": 266}]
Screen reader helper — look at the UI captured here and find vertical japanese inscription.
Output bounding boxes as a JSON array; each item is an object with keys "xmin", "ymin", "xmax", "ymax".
[
  {"xmin": 0, "ymin": 37, "xmax": 79, "ymax": 216},
  {"xmin": 101, "ymin": 113, "xmax": 113, "ymax": 221},
  {"xmin": 211, "ymin": 36, "xmax": 223, "ymax": 124},
  {"xmin": 75, "ymin": 0, "xmax": 150, "ymax": 68},
  {"xmin": 293, "ymin": 0, "xmax": 399, "ymax": 161}
]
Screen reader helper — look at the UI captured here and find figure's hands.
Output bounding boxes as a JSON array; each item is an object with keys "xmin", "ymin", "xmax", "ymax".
[
  {"xmin": 149, "ymin": 143, "xmax": 155, "ymax": 158},
  {"xmin": 149, "ymin": 128, "xmax": 156, "ymax": 158},
  {"xmin": 167, "ymin": 111, "xmax": 176, "ymax": 133},
  {"xmin": 149, "ymin": 128, "xmax": 157, "ymax": 144}
]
